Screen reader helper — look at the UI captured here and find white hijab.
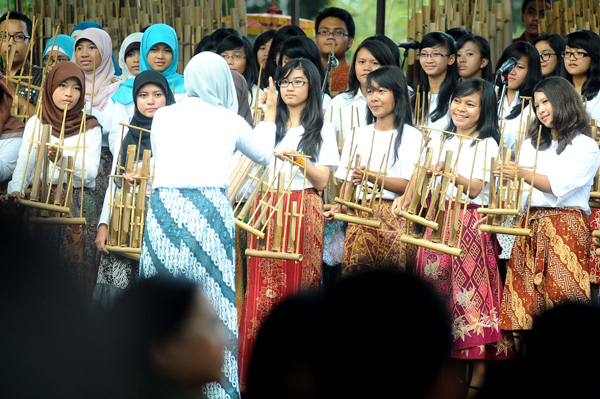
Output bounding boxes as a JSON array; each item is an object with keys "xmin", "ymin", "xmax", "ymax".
[
  {"xmin": 118, "ymin": 32, "xmax": 143, "ymax": 81},
  {"xmin": 184, "ymin": 52, "xmax": 238, "ymax": 112}
]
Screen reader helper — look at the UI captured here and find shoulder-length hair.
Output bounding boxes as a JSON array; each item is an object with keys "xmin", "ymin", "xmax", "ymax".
[
  {"xmin": 411, "ymin": 31, "xmax": 458, "ymax": 123},
  {"xmin": 365, "ymin": 66, "xmax": 414, "ymax": 164},
  {"xmin": 216, "ymin": 35, "xmax": 258, "ymax": 100},
  {"xmin": 261, "ymin": 25, "xmax": 305, "ymax": 89},
  {"xmin": 345, "ymin": 39, "xmax": 396, "ymax": 99},
  {"xmin": 564, "ymin": 30, "xmax": 600, "ymax": 101},
  {"xmin": 495, "ymin": 41, "xmax": 542, "ymax": 120},
  {"xmin": 527, "ymin": 76, "xmax": 591, "ymax": 154},
  {"xmin": 277, "ymin": 36, "xmax": 328, "ymax": 94},
  {"xmin": 275, "ymin": 58, "xmax": 324, "ymax": 161},
  {"xmin": 446, "ymin": 78, "xmax": 500, "ymax": 146},
  {"xmin": 456, "ymin": 34, "xmax": 493, "ymax": 83},
  {"xmin": 533, "ymin": 33, "xmax": 567, "ymax": 78}
]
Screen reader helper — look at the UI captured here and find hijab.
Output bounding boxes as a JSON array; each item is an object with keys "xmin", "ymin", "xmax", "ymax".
[
  {"xmin": 231, "ymin": 70, "xmax": 253, "ymax": 126},
  {"xmin": 184, "ymin": 52, "xmax": 237, "ymax": 112},
  {"xmin": 117, "ymin": 70, "xmax": 175, "ymax": 176},
  {"xmin": 118, "ymin": 32, "xmax": 143, "ymax": 81},
  {"xmin": 112, "ymin": 24, "xmax": 185, "ymax": 105},
  {"xmin": 72, "ymin": 28, "xmax": 121, "ymax": 111},
  {"xmin": 0, "ymin": 73, "xmax": 25, "ymax": 139},
  {"xmin": 70, "ymin": 21, "xmax": 122, "ymax": 76},
  {"xmin": 43, "ymin": 35, "xmax": 76, "ymax": 61},
  {"xmin": 41, "ymin": 62, "xmax": 101, "ymax": 138}
]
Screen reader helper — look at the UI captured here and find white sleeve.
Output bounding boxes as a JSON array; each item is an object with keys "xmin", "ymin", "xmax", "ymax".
[
  {"xmin": 399, "ymin": 127, "xmax": 424, "ymax": 181},
  {"xmin": 236, "ymin": 120, "xmax": 276, "ymax": 165},
  {"xmin": 0, "ymin": 137, "xmax": 23, "ymax": 182},
  {"xmin": 313, "ymin": 122, "xmax": 340, "ymax": 169},
  {"xmin": 72, "ymin": 127, "xmax": 102, "ymax": 185},
  {"xmin": 7, "ymin": 118, "xmax": 38, "ymax": 194},
  {"xmin": 109, "ymin": 101, "xmax": 133, "ymax": 156},
  {"xmin": 333, "ymin": 126, "xmax": 353, "ymax": 181}
]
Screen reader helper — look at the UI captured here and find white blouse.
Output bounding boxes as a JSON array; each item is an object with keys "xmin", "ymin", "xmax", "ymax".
[
  {"xmin": 7, "ymin": 115, "xmax": 102, "ymax": 194},
  {"xmin": 150, "ymin": 97, "xmax": 275, "ymax": 190},
  {"xmin": 334, "ymin": 124, "xmax": 423, "ymax": 200},
  {"xmin": 423, "ymin": 93, "xmax": 451, "ymax": 141},
  {"xmin": 499, "ymin": 90, "xmax": 535, "ymax": 157},
  {"xmin": 519, "ymin": 134, "xmax": 600, "ymax": 215},
  {"xmin": 0, "ymin": 136, "xmax": 22, "ymax": 183},
  {"xmin": 324, "ymin": 90, "xmax": 367, "ymax": 145},
  {"xmin": 585, "ymin": 94, "xmax": 600, "ymax": 122}
]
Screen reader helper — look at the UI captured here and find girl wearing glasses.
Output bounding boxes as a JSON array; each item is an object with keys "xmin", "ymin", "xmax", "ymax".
[
  {"xmin": 533, "ymin": 33, "xmax": 566, "ymax": 78},
  {"xmin": 411, "ymin": 31, "xmax": 457, "ymax": 140},
  {"xmin": 216, "ymin": 35, "xmax": 259, "ymax": 107},
  {"xmin": 43, "ymin": 35, "xmax": 75, "ymax": 73},
  {"xmin": 239, "ymin": 58, "xmax": 339, "ymax": 391}
]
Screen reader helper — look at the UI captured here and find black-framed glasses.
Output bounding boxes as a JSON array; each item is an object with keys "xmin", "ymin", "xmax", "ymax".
[
  {"xmin": 278, "ymin": 79, "xmax": 308, "ymax": 88},
  {"xmin": 221, "ymin": 54, "xmax": 246, "ymax": 61},
  {"xmin": 539, "ymin": 52, "xmax": 556, "ymax": 61},
  {"xmin": 0, "ymin": 32, "xmax": 30, "ymax": 42},
  {"xmin": 417, "ymin": 52, "xmax": 450, "ymax": 59},
  {"xmin": 561, "ymin": 50, "xmax": 590, "ymax": 59},
  {"xmin": 317, "ymin": 29, "xmax": 349, "ymax": 38}
]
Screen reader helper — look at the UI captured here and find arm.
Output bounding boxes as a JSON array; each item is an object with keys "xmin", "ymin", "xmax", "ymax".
[
  {"xmin": 108, "ymin": 101, "xmax": 133, "ymax": 156},
  {"xmin": 495, "ymin": 162, "xmax": 553, "ymax": 194},
  {"xmin": 7, "ymin": 118, "xmax": 37, "ymax": 195},
  {"xmin": 275, "ymin": 149, "xmax": 331, "ymax": 191},
  {"xmin": 0, "ymin": 137, "xmax": 23, "ymax": 182},
  {"xmin": 67, "ymin": 126, "xmax": 102, "ymax": 186},
  {"xmin": 454, "ymin": 173, "xmax": 484, "ymax": 199}
]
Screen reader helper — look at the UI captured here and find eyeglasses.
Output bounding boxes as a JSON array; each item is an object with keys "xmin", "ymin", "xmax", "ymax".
[
  {"xmin": 317, "ymin": 30, "xmax": 349, "ymax": 38},
  {"xmin": 44, "ymin": 55, "xmax": 70, "ymax": 66},
  {"xmin": 0, "ymin": 32, "xmax": 30, "ymax": 42},
  {"xmin": 417, "ymin": 52, "xmax": 450, "ymax": 59},
  {"xmin": 539, "ymin": 52, "xmax": 556, "ymax": 61},
  {"xmin": 278, "ymin": 79, "xmax": 308, "ymax": 88},
  {"xmin": 561, "ymin": 50, "xmax": 590, "ymax": 59},
  {"xmin": 221, "ymin": 54, "xmax": 246, "ymax": 61}
]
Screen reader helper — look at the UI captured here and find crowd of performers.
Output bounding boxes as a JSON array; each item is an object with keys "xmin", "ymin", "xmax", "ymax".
[{"xmin": 1, "ymin": 3, "xmax": 600, "ymax": 398}]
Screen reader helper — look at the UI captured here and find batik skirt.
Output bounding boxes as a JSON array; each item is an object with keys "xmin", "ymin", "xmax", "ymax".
[
  {"xmin": 416, "ymin": 201, "xmax": 515, "ymax": 360},
  {"xmin": 140, "ymin": 187, "xmax": 240, "ymax": 399},
  {"xmin": 500, "ymin": 207, "xmax": 591, "ymax": 331},
  {"xmin": 238, "ymin": 189, "xmax": 324, "ymax": 392},
  {"xmin": 92, "ymin": 253, "xmax": 139, "ymax": 308},
  {"xmin": 588, "ymin": 207, "xmax": 600, "ymax": 284}
]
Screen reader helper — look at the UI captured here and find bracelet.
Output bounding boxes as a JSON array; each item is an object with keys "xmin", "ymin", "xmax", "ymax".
[{"xmin": 295, "ymin": 153, "xmax": 304, "ymax": 165}]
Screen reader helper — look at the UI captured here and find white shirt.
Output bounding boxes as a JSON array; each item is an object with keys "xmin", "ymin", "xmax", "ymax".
[
  {"xmin": 335, "ymin": 124, "xmax": 423, "ymax": 200},
  {"xmin": 426, "ymin": 135, "xmax": 499, "ymax": 205},
  {"xmin": 86, "ymin": 100, "xmax": 112, "ymax": 148},
  {"xmin": 0, "ymin": 137, "xmax": 22, "ymax": 183},
  {"xmin": 585, "ymin": 94, "xmax": 600, "ymax": 122},
  {"xmin": 7, "ymin": 115, "xmax": 102, "ymax": 194},
  {"xmin": 423, "ymin": 93, "xmax": 450, "ymax": 141},
  {"xmin": 150, "ymin": 97, "xmax": 275, "ymax": 190},
  {"xmin": 273, "ymin": 121, "xmax": 339, "ymax": 191},
  {"xmin": 499, "ymin": 91, "xmax": 534, "ymax": 157},
  {"xmin": 324, "ymin": 90, "xmax": 367, "ymax": 145},
  {"xmin": 519, "ymin": 134, "xmax": 600, "ymax": 215}
]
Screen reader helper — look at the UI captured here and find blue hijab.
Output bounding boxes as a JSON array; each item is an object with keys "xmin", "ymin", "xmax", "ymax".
[
  {"xmin": 43, "ymin": 35, "xmax": 76, "ymax": 60},
  {"xmin": 111, "ymin": 24, "xmax": 185, "ymax": 105},
  {"xmin": 70, "ymin": 22, "xmax": 122, "ymax": 76}
]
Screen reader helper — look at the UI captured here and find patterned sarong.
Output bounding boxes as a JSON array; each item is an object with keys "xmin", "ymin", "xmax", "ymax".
[
  {"xmin": 140, "ymin": 187, "xmax": 240, "ymax": 399},
  {"xmin": 588, "ymin": 207, "xmax": 600, "ymax": 284},
  {"xmin": 500, "ymin": 207, "xmax": 591, "ymax": 331},
  {"xmin": 416, "ymin": 202, "xmax": 515, "ymax": 360}
]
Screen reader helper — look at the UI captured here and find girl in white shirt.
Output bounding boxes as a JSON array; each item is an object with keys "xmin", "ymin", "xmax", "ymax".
[{"xmin": 500, "ymin": 77, "xmax": 600, "ymax": 334}]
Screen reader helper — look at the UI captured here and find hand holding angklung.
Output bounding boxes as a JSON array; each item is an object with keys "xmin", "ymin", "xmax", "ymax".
[{"xmin": 351, "ymin": 166, "xmax": 365, "ymax": 185}]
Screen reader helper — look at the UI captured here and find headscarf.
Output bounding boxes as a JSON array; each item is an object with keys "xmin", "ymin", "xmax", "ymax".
[
  {"xmin": 43, "ymin": 35, "xmax": 76, "ymax": 61},
  {"xmin": 112, "ymin": 24, "xmax": 186, "ymax": 105},
  {"xmin": 118, "ymin": 32, "xmax": 143, "ymax": 81},
  {"xmin": 70, "ymin": 21, "xmax": 122, "ymax": 76},
  {"xmin": 41, "ymin": 62, "xmax": 101, "ymax": 138},
  {"xmin": 231, "ymin": 70, "xmax": 253, "ymax": 126},
  {"xmin": 0, "ymin": 73, "xmax": 25, "ymax": 139},
  {"xmin": 72, "ymin": 28, "xmax": 121, "ymax": 111},
  {"xmin": 184, "ymin": 52, "xmax": 238, "ymax": 112},
  {"xmin": 117, "ymin": 70, "xmax": 175, "ymax": 176}
]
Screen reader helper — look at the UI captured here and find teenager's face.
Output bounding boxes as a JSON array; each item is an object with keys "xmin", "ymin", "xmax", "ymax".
[
  {"xmin": 0, "ymin": 19, "xmax": 30, "ymax": 68},
  {"xmin": 125, "ymin": 48, "xmax": 141, "ymax": 76},
  {"xmin": 355, "ymin": 48, "xmax": 382, "ymax": 88},
  {"xmin": 136, "ymin": 83, "xmax": 167, "ymax": 118},
  {"xmin": 457, "ymin": 41, "xmax": 487, "ymax": 80},
  {"xmin": 563, "ymin": 45, "xmax": 592, "ymax": 77},
  {"xmin": 367, "ymin": 81, "xmax": 395, "ymax": 122},
  {"xmin": 521, "ymin": 0, "xmax": 550, "ymax": 37},
  {"xmin": 315, "ymin": 16, "xmax": 354, "ymax": 59},
  {"xmin": 534, "ymin": 91, "xmax": 554, "ymax": 129},
  {"xmin": 44, "ymin": 49, "xmax": 70, "ymax": 73},
  {"xmin": 52, "ymin": 77, "xmax": 82, "ymax": 111},
  {"xmin": 280, "ymin": 68, "xmax": 309, "ymax": 108},
  {"xmin": 75, "ymin": 39, "xmax": 102, "ymax": 72},
  {"xmin": 147, "ymin": 42, "xmax": 173, "ymax": 72},
  {"xmin": 450, "ymin": 92, "xmax": 481, "ymax": 135},
  {"xmin": 256, "ymin": 38, "xmax": 272, "ymax": 66},
  {"xmin": 506, "ymin": 56, "xmax": 528, "ymax": 90},
  {"xmin": 419, "ymin": 45, "xmax": 455, "ymax": 78},
  {"xmin": 220, "ymin": 47, "xmax": 247, "ymax": 75},
  {"xmin": 535, "ymin": 40, "xmax": 558, "ymax": 77}
]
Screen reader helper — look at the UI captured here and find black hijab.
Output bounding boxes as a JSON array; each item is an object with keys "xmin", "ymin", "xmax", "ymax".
[{"xmin": 117, "ymin": 70, "xmax": 176, "ymax": 176}]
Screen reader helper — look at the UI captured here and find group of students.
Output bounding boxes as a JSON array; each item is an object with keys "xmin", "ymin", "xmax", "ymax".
[{"xmin": 1, "ymin": 5, "xmax": 600, "ymax": 398}]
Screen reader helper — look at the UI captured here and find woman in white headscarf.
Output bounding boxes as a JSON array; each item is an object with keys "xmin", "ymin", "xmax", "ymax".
[
  {"xmin": 118, "ymin": 32, "xmax": 143, "ymax": 81},
  {"xmin": 139, "ymin": 52, "xmax": 277, "ymax": 399}
]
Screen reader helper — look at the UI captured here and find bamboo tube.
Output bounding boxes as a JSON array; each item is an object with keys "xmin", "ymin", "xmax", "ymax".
[
  {"xmin": 235, "ymin": 219, "xmax": 265, "ymax": 239},
  {"xmin": 110, "ymin": 191, "xmax": 122, "ymax": 244},
  {"xmin": 400, "ymin": 235, "xmax": 463, "ymax": 257},
  {"xmin": 120, "ymin": 193, "xmax": 133, "ymax": 246},
  {"xmin": 105, "ymin": 245, "xmax": 142, "ymax": 255},
  {"xmin": 396, "ymin": 210, "xmax": 439, "ymax": 229},
  {"xmin": 245, "ymin": 249, "xmax": 303, "ymax": 262},
  {"xmin": 479, "ymin": 225, "xmax": 532, "ymax": 236},
  {"xmin": 333, "ymin": 197, "xmax": 375, "ymax": 215},
  {"xmin": 477, "ymin": 208, "xmax": 521, "ymax": 216},
  {"xmin": 30, "ymin": 124, "xmax": 52, "ymax": 201},
  {"xmin": 333, "ymin": 213, "xmax": 382, "ymax": 228},
  {"xmin": 272, "ymin": 173, "xmax": 285, "ymax": 251},
  {"xmin": 28, "ymin": 217, "xmax": 87, "ymax": 225},
  {"xmin": 19, "ymin": 199, "xmax": 70, "ymax": 213}
]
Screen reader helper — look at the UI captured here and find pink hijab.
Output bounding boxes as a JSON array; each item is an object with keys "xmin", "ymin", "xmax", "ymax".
[{"xmin": 72, "ymin": 28, "xmax": 121, "ymax": 111}]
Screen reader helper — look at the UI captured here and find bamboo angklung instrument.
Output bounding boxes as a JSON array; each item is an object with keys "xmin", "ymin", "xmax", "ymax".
[
  {"xmin": 588, "ymin": 120, "xmax": 600, "ymax": 211},
  {"xmin": 104, "ymin": 123, "xmax": 155, "ymax": 261}
]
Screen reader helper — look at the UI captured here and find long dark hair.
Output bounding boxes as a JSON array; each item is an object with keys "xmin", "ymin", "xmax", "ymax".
[
  {"xmin": 456, "ymin": 34, "xmax": 493, "ymax": 82},
  {"xmin": 527, "ymin": 77, "xmax": 591, "ymax": 154},
  {"xmin": 446, "ymin": 78, "xmax": 500, "ymax": 147},
  {"xmin": 346, "ymin": 39, "xmax": 396, "ymax": 99},
  {"xmin": 412, "ymin": 31, "xmax": 458, "ymax": 122},
  {"xmin": 495, "ymin": 41, "xmax": 542, "ymax": 120},
  {"xmin": 277, "ymin": 36, "xmax": 328, "ymax": 94},
  {"xmin": 365, "ymin": 66, "xmax": 414, "ymax": 164},
  {"xmin": 216, "ymin": 35, "xmax": 258, "ymax": 102},
  {"xmin": 262, "ymin": 25, "xmax": 305, "ymax": 89},
  {"xmin": 365, "ymin": 35, "xmax": 400, "ymax": 66},
  {"xmin": 533, "ymin": 33, "xmax": 567, "ymax": 78},
  {"xmin": 253, "ymin": 29, "xmax": 276, "ymax": 67},
  {"xmin": 275, "ymin": 58, "xmax": 324, "ymax": 161},
  {"xmin": 564, "ymin": 30, "xmax": 600, "ymax": 101}
]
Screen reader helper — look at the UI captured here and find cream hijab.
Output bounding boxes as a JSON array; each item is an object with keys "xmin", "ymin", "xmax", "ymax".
[
  {"xmin": 184, "ymin": 52, "xmax": 238, "ymax": 112},
  {"xmin": 118, "ymin": 32, "xmax": 143, "ymax": 81}
]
